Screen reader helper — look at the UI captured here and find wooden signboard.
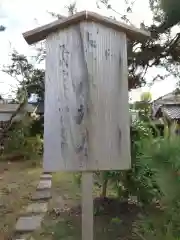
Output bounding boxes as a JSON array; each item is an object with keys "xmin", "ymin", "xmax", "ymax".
[
  {"xmin": 23, "ymin": 11, "xmax": 149, "ymax": 173},
  {"xmin": 23, "ymin": 11, "xmax": 149, "ymax": 240},
  {"xmin": 43, "ymin": 21, "xmax": 131, "ymax": 172}
]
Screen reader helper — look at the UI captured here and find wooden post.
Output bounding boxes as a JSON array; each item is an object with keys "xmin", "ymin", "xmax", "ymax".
[{"xmin": 82, "ymin": 172, "xmax": 93, "ymax": 240}]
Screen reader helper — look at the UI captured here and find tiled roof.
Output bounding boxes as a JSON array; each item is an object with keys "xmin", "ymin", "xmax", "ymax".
[
  {"xmin": 0, "ymin": 104, "xmax": 19, "ymax": 112},
  {"xmin": 162, "ymin": 105, "xmax": 180, "ymax": 119},
  {"xmin": 0, "ymin": 103, "xmax": 36, "ymax": 113},
  {"xmin": 152, "ymin": 91, "xmax": 180, "ymax": 117}
]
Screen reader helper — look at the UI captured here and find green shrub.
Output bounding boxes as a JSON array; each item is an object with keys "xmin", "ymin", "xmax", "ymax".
[
  {"xmin": 74, "ymin": 121, "xmax": 180, "ymax": 238},
  {"xmin": 133, "ymin": 136, "xmax": 180, "ymax": 239},
  {"xmin": 93, "ymin": 121, "xmax": 160, "ymax": 203},
  {"xmin": 2, "ymin": 118, "xmax": 43, "ymax": 160},
  {"xmin": 74, "ymin": 120, "xmax": 160, "ymax": 203}
]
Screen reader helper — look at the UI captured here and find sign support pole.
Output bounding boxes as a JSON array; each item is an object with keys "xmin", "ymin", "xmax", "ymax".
[{"xmin": 82, "ymin": 172, "xmax": 93, "ymax": 240}]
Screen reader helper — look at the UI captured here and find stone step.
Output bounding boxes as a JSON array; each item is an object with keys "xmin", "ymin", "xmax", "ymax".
[
  {"xmin": 14, "ymin": 234, "xmax": 33, "ymax": 240},
  {"xmin": 31, "ymin": 190, "xmax": 51, "ymax": 201},
  {"xmin": 40, "ymin": 174, "xmax": 52, "ymax": 180},
  {"xmin": 20, "ymin": 203, "xmax": 48, "ymax": 215},
  {"xmin": 37, "ymin": 179, "xmax": 51, "ymax": 190},
  {"xmin": 15, "ymin": 215, "xmax": 44, "ymax": 232}
]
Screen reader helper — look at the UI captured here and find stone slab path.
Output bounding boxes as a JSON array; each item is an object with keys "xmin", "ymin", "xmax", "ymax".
[
  {"xmin": 37, "ymin": 179, "xmax": 52, "ymax": 190},
  {"xmin": 13, "ymin": 173, "xmax": 52, "ymax": 240},
  {"xmin": 15, "ymin": 215, "xmax": 44, "ymax": 232}
]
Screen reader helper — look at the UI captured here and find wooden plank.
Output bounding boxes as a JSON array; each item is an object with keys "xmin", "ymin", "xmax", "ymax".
[
  {"xmin": 23, "ymin": 11, "xmax": 150, "ymax": 44},
  {"xmin": 82, "ymin": 172, "xmax": 93, "ymax": 240},
  {"xmin": 118, "ymin": 32, "xmax": 131, "ymax": 169},
  {"xmin": 43, "ymin": 23, "xmax": 89, "ymax": 172},
  {"xmin": 80, "ymin": 21, "xmax": 131, "ymax": 170}
]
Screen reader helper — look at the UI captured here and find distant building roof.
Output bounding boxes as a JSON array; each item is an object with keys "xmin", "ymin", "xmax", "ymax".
[
  {"xmin": 0, "ymin": 103, "xmax": 19, "ymax": 113},
  {"xmin": 154, "ymin": 104, "xmax": 180, "ymax": 120},
  {"xmin": 152, "ymin": 90, "xmax": 180, "ymax": 118},
  {"xmin": 0, "ymin": 103, "xmax": 38, "ymax": 113},
  {"xmin": 162, "ymin": 105, "xmax": 180, "ymax": 120}
]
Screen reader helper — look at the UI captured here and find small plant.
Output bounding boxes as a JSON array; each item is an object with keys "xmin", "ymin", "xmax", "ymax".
[
  {"xmin": 111, "ymin": 217, "xmax": 122, "ymax": 225},
  {"xmin": 94, "ymin": 205, "xmax": 104, "ymax": 216}
]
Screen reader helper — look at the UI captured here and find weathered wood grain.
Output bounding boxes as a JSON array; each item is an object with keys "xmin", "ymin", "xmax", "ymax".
[
  {"xmin": 43, "ymin": 21, "xmax": 131, "ymax": 172},
  {"xmin": 80, "ymin": 21, "xmax": 131, "ymax": 170},
  {"xmin": 44, "ymin": 24, "xmax": 89, "ymax": 171}
]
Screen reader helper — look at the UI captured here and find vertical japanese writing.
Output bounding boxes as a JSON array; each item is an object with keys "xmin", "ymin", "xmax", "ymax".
[
  {"xmin": 59, "ymin": 44, "xmax": 70, "ymax": 102},
  {"xmin": 59, "ymin": 44, "xmax": 70, "ymax": 155}
]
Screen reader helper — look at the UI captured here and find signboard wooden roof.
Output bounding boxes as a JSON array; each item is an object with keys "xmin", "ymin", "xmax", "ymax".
[{"xmin": 23, "ymin": 10, "xmax": 150, "ymax": 44}]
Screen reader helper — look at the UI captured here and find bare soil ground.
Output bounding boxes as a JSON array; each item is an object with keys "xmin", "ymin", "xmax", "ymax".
[{"xmin": 0, "ymin": 160, "xmax": 41, "ymax": 239}]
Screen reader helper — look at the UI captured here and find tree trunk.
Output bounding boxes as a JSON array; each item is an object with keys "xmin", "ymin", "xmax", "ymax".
[{"xmin": 101, "ymin": 179, "xmax": 108, "ymax": 198}]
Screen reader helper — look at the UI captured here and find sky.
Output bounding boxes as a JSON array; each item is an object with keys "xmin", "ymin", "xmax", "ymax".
[{"xmin": 0, "ymin": 0, "xmax": 178, "ymax": 101}]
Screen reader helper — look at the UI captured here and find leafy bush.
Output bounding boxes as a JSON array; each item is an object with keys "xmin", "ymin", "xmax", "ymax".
[
  {"xmin": 74, "ymin": 120, "xmax": 180, "ymax": 239},
  {"xmin": 74, "ymin": 120, "xmax": 160, "ymax": 203},
  {"xmin": 2, "ymin": 117, "xmax": 43, "ymax": 160},
  {"xmin": 94, "ymin": 121, "xmax": 160, "ymax": 203},
  {"xmin": 91, "ymin": 122, "xmax": 180, "ymax": 238},
  {"xmin": 133, "ymin": 136, "xmax": 180, "ymax": 239}
]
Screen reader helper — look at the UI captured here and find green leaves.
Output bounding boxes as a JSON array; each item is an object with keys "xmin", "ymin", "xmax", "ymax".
[
  {"xmin": 3, "ymin": 117, "xmax": 43, "ymax": 160},
  {"xmin": 3, "ymin": 51, "xmax": 45, "ymax": 102},
  {"xmin": 134, "ymin": 136, "xmax": 180, "ymax": 238}
]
